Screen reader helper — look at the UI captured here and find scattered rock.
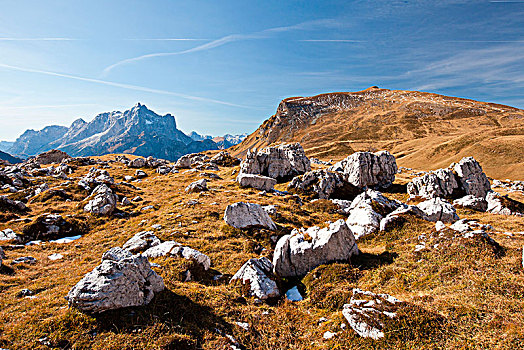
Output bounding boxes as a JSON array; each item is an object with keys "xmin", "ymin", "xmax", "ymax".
[
  {"xmin": 32, "ymin": 150, "xmax": 71, "ymax": 165},
  {"xmin": 407, "ymin": 169, "xmax": 460, "ymax": 199},
  {"xmin": 121, "ymin": 197, "xmax": 131, "ymax": 206},
  {"xmin": 134, "ymin": 169, "xmax": 148, "ymax": 179},
  {"xmin": 0, "ymin": 247, "xmax": 4, "ymax": 265},
  {"xmin": 128, "ymin": 157, "xmax": 146, "ymax": 168},
  {"xmin": 453, "ymin": 157, "xmax": 491, "ymax": 198},
  {"xmin": 237, "ymin": 173, "xmax": 277, "ymax": 191},
  {"xmin": 210, "ymin": 151, "xmax": 240, "ymax": 167},
  {"xmin": 12, "ymin": 256, "xmax": 37, "ymax": 265},
  {"xmin": 329, "ymin": 151, "xmax": 397, "ymax": 189},
  {"xmin": 0, "ymin": 228, "xmax": 19, "ymax": 241},
  {"xmin": 273, "ymin": 219, "xmax": 359, "ymax": 278},
  {"xmin": 288, "ymin": 169, "xmax": 359, "ymax": 199},
  {"xmin": 417, "ymin": 198, "xmax": 459, "ymax": 223},
  {"xmin": 66, "ymin": 247, "xmax": 164, "ymax": 313},
  {"xmin": 21, "ymin": 213, "xmax": 88, "ymax": 242},
  {"xmin": 453, "ymin": 195, "xmax": 488, "ymax": 211},
  {"xmin": 122, "ymin": 231, "xmax": 161, "ymax": 254},
  {"xmin": 48, "ymin": 253, "xmax": 63, "ymax": 260},
  {"xmin": 143, "ymin": 241, "xmax": 211, "ymax": 271},
  {"xmin": 486, "ymin": 191, "xmax": 524, "ymax": 216},
  {"xmin": 230, "ymin": 257, "xmax": 280, "ymax": 300},
  {"xmin": 185, "ymin": 179, "xmax": 208, "ymax": 193},
  {"xmin": 240, "ymin": 143, "xmax": 311, "ymax": 181},
  {"xmin": 84, "ymin": 184, "xmax": 118, "ymax": 216},
  {"xmin": 224, "ymin": 202, "xmax": 277, "ymax": 230},
  {"xmin": 285, "ymin": 286, "xmax": 303, "ymax": 302}
]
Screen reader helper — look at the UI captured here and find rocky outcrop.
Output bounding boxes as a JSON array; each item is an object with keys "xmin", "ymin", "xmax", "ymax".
[
  {"xmin": 345, "ymin": 190, "xmax": 401, "ymax": 239},
  {"xmin": 329, "ymin": 151, "xmax": 397, "ymax": 189},
  {"xmin": 407, "ymin": 169, "xmax": 460, "ymax": 199},
  {"xmin": 453, "ymin": 157, "xmax": 491, "ymax": 199},
  {"xmin": 417, "ymin": 198, "xmax": 459, "ymax": 223},
  {"xmin": 230, "ymin": 257, "xmax": 280, "ymax": 300},
  {"xmin": 224, "ymin": 202, "xmax": 277, "ymax": 230},
  {"xmin": 240, "ymin": 143, "xmax": 311, "ymax": 181},
  {"xmin": 453, "ymin": 195, "xmax": 488, "ymax": 211},
  {"xmin": 486, "ymin": 191, "xmax": 524, "ymax": 216},
  {"xmin": 143, "ymin": 241, "xmax": 211, "ymax": 271},
  {"xmin": 288, "ymin": 169, "xmax": 359, "ymax": 200},
  {"xmin": 210, "ymin": 151, "xmax": 240, "ymax": 167},
  {"xmin": 32, "ymin": 150, "xmax": 71, "ymax": 165},
  {"xmin": 237, "ymin": 173, "xmax": 276, "ymax": 191},
  {"xmin": 273, "ymin": 219, "xmax": 358, "ymax": 278},
  {"xmin": 175, "ymin": 153, "xmax": 210, "ymax": 169},
  {"xmin": 122, "ymin": 231, "xmax": 161, "ymax": 254},
  {"xmin": 84, "ymin": 184, "xmax": 118, "ymax": 216},
  {"xmin": 185, "ymin": 179, "xmax": 208, "ymax": 193},
  {"xmin": 342, "ymin": 289, "xmax": 404, "ymax": 340},
  {"xmin": 21, "ymin": 213, "xmax": 88, "ymax": 242},
  {"xmin": 66, "ymin": 247, "xmax": 164, "ymax": 313}
]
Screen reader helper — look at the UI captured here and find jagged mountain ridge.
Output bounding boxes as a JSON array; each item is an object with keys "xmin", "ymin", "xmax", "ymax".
[
  {"xmin": 7, "ymin": 104, "xmax": 220, "ymax": 161},
  {"xmin": 0, "ymin": 141, "xmax": 14, "ymax": 153},
  {"xmin": 232, "ymin": 87, "xmax": 524, "ymax": 180},
  {"xmin": 189, "ymin": 131, "xmax": 247, "ymax": 149}
]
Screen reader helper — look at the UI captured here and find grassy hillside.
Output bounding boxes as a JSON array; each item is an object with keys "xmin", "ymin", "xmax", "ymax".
[
  {"xmin": 232, "ymin": 88, "xmax": 524, "ymax": 180},
  {"xmin": 0, "ymin": 156, "xmax": 523, "ymax": 349}
]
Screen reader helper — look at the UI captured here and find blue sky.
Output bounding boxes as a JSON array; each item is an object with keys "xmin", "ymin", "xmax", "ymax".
[{"xmin": 1, "ymin": 0, "xmax": 523, "ymax": 141}]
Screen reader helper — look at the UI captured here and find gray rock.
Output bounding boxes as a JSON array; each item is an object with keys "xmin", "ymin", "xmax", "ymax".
[
  {"xmin": 379, "ymin": 205, "xmax": 428, "ymax": 231},
  {"xmin": 453, "ymin": 195, "xmax": 488, "ymax": 211},
  {"xmin": 486, "ymin": 190, "xmax": 524, "ymax": 216},
  {"xmin": 0, "ymin": 228, "xmax": 19, "ymax": 241},
  {"xmin": 134, "ymin": 169, "xmax": 148, "ymax": 178},
  {"xmin": 129, "ymin": 157, "xmax": 146, "ymax": 168},
  {"xmin": 185, "ymin": 179, "xmax": 208, "ymax": 193},
  {"xmin": 273, "ymin": 219, "xmax": 358, "ymax": 278},
  {"xmin": 453, "ymin": 157, "xmax": 491, "ymax": 198},
  {"xmin": 407, "ymin": 169, "xmax": 459, "ymax": 199},
  {"xmin": 66, "ymin": 247, "xmax": 164, "ymax": 313},
  {"xmin": 84, "ymin": 184, "xmax": 117, "ymax": 216},
  {"xmin": 417, "ymin": 198, "xmax": 459, "ymax": 223},
  {"xmin": 210, "ymin": 151, "xmax": 240, "ymax": 167},
  {"xmin": 342, "ymin": 289, "xmax": 404, "ymax": 340},
  {"xmin": 288, "ymin": 169, "xmax": 358, "ymax": 199},
  {"xmin": 237, "ymin": 173, "xmax": 277, "ymax": 191},
  {"xmin": 12, "ymin": 256, "xmax": 37, "ymax": 265},
  {"xmin": 224, "ymin": 202, "xmax": 277, "ymax": 230},
  {"xmin": 121, "ymin": 197, "xmax": 131, "ymax": 206},
  {"xmin": 329, "ymin": 151, "xmax": 397, "ymax": 189},
  {"xmin": 230, "ymin": 257, "xmax": 280, "ymax": 300},
  {"xmin": 122, "ymin": 231, "xmax": 161, "ymax": 254},
  {"xmin": 240, "ymin": 143, "xmax": 311, "ymax": 181},
  {"xmin": 143, "ymin": 241, "xmax": 211, "ymax": 270}
]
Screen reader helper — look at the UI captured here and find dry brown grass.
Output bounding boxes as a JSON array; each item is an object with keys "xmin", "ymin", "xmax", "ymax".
[{"xmin": 0, "ymin": 157, "xmax": 523, "ymax": 349}]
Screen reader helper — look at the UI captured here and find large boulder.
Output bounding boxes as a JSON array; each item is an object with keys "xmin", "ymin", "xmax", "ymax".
[
  {"xmin": 224, "ymin": 202, "xmax": 277, "ymax": 230},
  {"xmin": 486, "ymin": 191, "xmax": 524, "ymax": 216},
  {"xmin": 273, "ymin": 219, "xmax": 359, "ymax": 278},
  {"xmin": 143, "ymin": 241, "xmax": 211, "ymax": 271},
  {"xmin": 84, "ymin": 184, "xmax": 117, "ymax": 216},
  {"xmin": 453, "ymin": 195, "xmax": 488, "ymax": 211},
  {"xmin": 345, "ymin": 190, "xmax": 401, "ymax": 239},
  {"xmin": 237, "ymin": 173, "xmax": 277, "ymax": 192},
  {"xmin": 240, "ymin": 143, "xmax": 311, "ymax": 181},
  {"xmin": 122, "ymin": 231, "xmax": 161, "ymax": 254},
  {"xmin": 342, "ymin": 289, "xmax": 404, "ymax": 340},
  {"xmin": 66, "ymin": 247, "xmax": 164, "ymax": 313},
  {"xmin": 33, "ymin": 150, "xmax": 71, "ymax": 165},
  {"xmin": 185, "ymin": 179, "xmax": 208, "ymax": 193},
  {"xmin": 407, "ymin": 169, "xmax": 460, "ymax": 199},
  {"xmin": 288, "ymin": 169, "xmax": 359, "ymax": 200},
  {"xmin": 210, "ymin": 151, "xmax": 240, "ymax": 167},
  {"xmin": 128, "ymin": 157, "xmax": 146, "ymax": 168},
  {"xmin": 230, "ymin": 257, "xmax": 280, "ymax": 300},
  {"xmin": 175, "ymin": 153, "xmax": 210, "ymax": 169},
  {"xmin": 453, "ymin": 157, "xmax": 491, "ymax": 198},
  {"xmin": 329, "ymin": 151, "xmax": 397, "ymax": 189},
  {"xmin": 417, "ymin": 198, "xmax": 459, "ymax": 223}
]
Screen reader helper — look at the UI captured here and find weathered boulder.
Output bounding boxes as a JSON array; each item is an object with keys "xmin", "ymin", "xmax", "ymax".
[
  {"xmin": 0, "ymin": 228, "xmax": 19, "ymax": 241},
  {"xmin": 240, "ymin": 143, "xmax": 311, "ymax": 181},
  {"xmin": 407, "ymin": 169, "xmax": 460, "ymax": 199},
  {"xmin": 84, "ymin": 184, "xmax": 117, "ymax": 216},
  {"xmin": 486, "ymin": 191, "xmax": 524, "ymax": 216},
  {"xmin": 134, "ymin": 169, "xmax": 148, "ymax": 179},
  {"xmin": 175, "ymin": 153, "xmax": 209, "ymax": 169},
  {"xmin": 342, "ymin": 289, "xmax": 404, "ymax": 340},
  {"xmin": 230, "ymin": 257, "xmax": 280, "ymax": 300},
  {"xmin": 122, "ymin": 231, "xmax": 161, "ymax": 254},
  {"xmin": 143, "ymin": 241, "xmax": 211, "ymax": 271},
  {"xmin": 128, "ymin": 157, "xmax": 146, "ymax": 168},
  {"xmin": 210, "ymin": 151, "xmax": 240, "ymax": 167},
  {"xmin": 453, "ymin": 157, "xmax": 491, "ymax": 198},
  {"xmin": 185, "ymin": 179, "xmax": 208, "ymax": 193},
  {"xmin": 453, "ymin": 195, "xmax": 488, "ymax": 211},
  {"xmin": 288, "ymin": 169, "xmax": 359, "ymax": 200},
  {"xmin": 417, "ymin": 198, "xmax": 459, "ymax": 223},
  {"xmin": 33, "ymin": 150, "xmax": 71, "ymax": 165},
  {"xmin": 66, "ymin": 247, "xmax": 164, "ymax": 313},
  {"xmin": 224, "ymin": 202, "xmax": 277, "ymax": 230},
  {"xmin": 237, "ymin": 173, "xmax": 277, "ymax": 192},
  {"xmin": 78, "ymin": 168, "xmax": 114, "ymax": 191},
  {"xmin": 379, "ymin": 205, "xmax": 428, "ymax": 231},
  {"xmin": 329, "ymin": 151, "xmax": 397, "ymax": 189},
  {"xmin": 273, "ymin": 219, "xmax": 359, "ymax": 278},
  {"xmin": 345, "ymin": 190, "xmax": 401, "ymax": 239}
]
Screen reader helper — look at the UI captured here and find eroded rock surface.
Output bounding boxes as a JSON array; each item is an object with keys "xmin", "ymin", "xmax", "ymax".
[
  {"xmin": 230, "ymin": 257, "xmax": 280, "ymax": 300},
  {"xmin": 84, "ymin": 184, "xmax": 117, "ymax": 216},
  {"xmin": 417, "ymin": 198, "xmax": 459, "ymax": 223},
  {"xmin": 224, "ymin": 202, "xmax": 277, "ymax": 230},
  {"xmin": 237, "ymin": 173, "xmax": 276, "ymax": 192},
  {"xmin": 288, "ymin": 169, "xmax": 359, "ymax": 199}
]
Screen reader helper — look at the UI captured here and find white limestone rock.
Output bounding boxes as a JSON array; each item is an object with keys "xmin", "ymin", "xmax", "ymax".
[
  {"xmin": 407, "ymin": 169, "xmax": 459, "ymax": 199},
  {"xmin": 230, "ymin": 257, "xmax": 280, "ymax": 300},
  {"xmin": 224, "ymin": 202, "xmax": 277, "ymax": 230},
  {"xmin": 288, "ymin": 169, "xmax": 359, "ymax": 199},
  {"xmin": 143, "ymin": 241, "xmax": 211, "ymax": 270},
  {"xmin": 240, "ymin": 143, "xmax": 311, "ymax": 181},
  {"xmin": 453, "ymin": 157, "xmax": 491, "ymax": 198},
  {"xmin": 273, "ymin": 219, "xmax": 359, "ymax": 278},
  {"xmin": 185, "ymin": 179, "xmax": 208, "ymax": 193},
  {"xmin": 417, "ymin": 198, "xmax": 459, "ymax": 223},
  {"xmin": 237, "ymin": 173, "xmax": 277, "ymax": 191},
  {"xmin": 122, "ymin": 231, "xmax": 161, "ymax": 254},
  {"xmin": 329, "ymin": 151, "xmax": 397, "ymax": 189},
  {"xmin": 66, "ymin": 247, "xmax": 164, "ymax": 313},
  {"xmin": 84, "ymin": 184, "xmax": 117, "ymax": 216},
  {"xmin": 453, "ymin": 195, "xmax": 488, "ymax": 211}
]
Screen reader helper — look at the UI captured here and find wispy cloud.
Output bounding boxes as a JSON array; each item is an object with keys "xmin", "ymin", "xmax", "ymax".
[
  {"xmin": 0, "ymin": 62, "xmax": 254, "ymax": 109},
  {"xmin": 125, "ymin": 38, "xmax": 209, "ymax": 41},
  {"xmin": 299, "ymin": 39, "xmax": 365, "ymax": 42},
  {"xmin": 101, "ymin": 19, "xmax": 338, "ymax": 76}
]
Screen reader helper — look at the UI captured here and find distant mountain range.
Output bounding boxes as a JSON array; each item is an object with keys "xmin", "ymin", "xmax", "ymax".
[
  {"xmin": 5, "ymin": 103, "xmax": 247, "ymax": 161},
  {"xmin": 0, "ymin": 150, "xmax": 22, "ymax": 164}
]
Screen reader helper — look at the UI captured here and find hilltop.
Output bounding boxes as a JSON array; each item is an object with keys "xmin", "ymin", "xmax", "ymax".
[{"xmin": 232, "ymin": 87, "xmax": 524, "ymax": 180}]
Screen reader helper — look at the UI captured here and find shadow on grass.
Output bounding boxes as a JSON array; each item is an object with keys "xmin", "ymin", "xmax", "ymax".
[
  {"xmin": 351, "ymin": 251, "xmax": 398, "ymax": 271},
  {"xmin": 0, "ymin": 264, "xmax": 15, "ymax": 275}
]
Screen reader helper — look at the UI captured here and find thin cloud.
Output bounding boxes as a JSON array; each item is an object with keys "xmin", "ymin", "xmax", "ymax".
[
  {"xmin": 0, "ymin": 38, "xmax": 76, "ymax": 41},
  {"xmin": 125, "ymin": 38, "xmax": 210, "ymax": 41},
  {"xmin": 299, "ymin": 39, "xmax": 365, "ymax": 42},
  {"xmin": 0, "ymin": 62, "xmax": 254, "ymax": 109},
  {"xmin": 101, "ymin": 19, "xmax": 338, "ymax": 76}
]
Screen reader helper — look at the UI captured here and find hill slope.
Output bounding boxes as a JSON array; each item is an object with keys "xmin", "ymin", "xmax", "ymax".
[
  {"xmin": 0, "ymin": 150, "xmax": 22, "ymax": 164},
  {"xmin": 232, "ymin": 87, "xmax": 524, "ymax": 180}
]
